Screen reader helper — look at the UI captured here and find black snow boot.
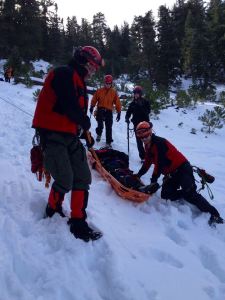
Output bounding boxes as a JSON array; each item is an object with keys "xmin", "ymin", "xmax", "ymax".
[
  {"xmin": 96, "ymin": 135, "xmax": 101, "ymax": 142},
  {"xmin": 45, "ymin": 188, "xmax": 66, "ymax": 218},
  {"xmin": 45, "ymin": 203, "xmax": 66, "ymax": 218},
  {"xmin": 208, "ymin": 215, "xmax": 224, "ymax": 227},
  {"xmin": 68, "ymin": 218, "xmax": 102, "ymax": 242}
]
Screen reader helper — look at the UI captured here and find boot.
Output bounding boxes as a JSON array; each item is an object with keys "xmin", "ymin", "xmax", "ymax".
[
  {"xmin": 68, "ymin": 218, "xmax": 102, "ymax": 242},
  {"xmin": 96, "ymin": 135, "xmax": 101, "ymax": 142},
  {"xmin": 45, "ymin": 188, "xmax": 65, "ymax": 218},
  {"xmin": 105, "ymin": 143, "xmax": 112, "ymax": 149},
  {"xmin": 208, "ymin": 215, "xmax": 224, "ymax": 227}
]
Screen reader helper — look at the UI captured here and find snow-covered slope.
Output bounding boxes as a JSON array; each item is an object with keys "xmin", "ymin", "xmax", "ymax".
[{"xmin": 0, "ymin": 79, "xmax": 225, "ymax": 300}]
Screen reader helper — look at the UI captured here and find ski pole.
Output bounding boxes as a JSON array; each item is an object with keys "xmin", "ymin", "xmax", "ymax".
[{"xmin": 127, "ymin": 122, "xmax": 130, "ymax": 157}]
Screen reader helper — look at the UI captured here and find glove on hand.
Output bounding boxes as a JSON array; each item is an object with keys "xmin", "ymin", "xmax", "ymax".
[
  {"xmin": 116, "ymin": 112, "xmax": 121, "ymax": 122},
  {"xmin": 85, "ymin": 133, "xmax": 95, "ymax": 149},
  {"xmin": 81, "ymin": 115, "xmax": 91, "ymax": 131},
  {"xmin": 133, "ymin": 173, "xmax": 141, "ymax": 178},
  {"xmin": 89, "ymin": 106, "xmax": 94, "ymax": 114},
  {"xmin": 147, "ymin": 182, "xmax": 160, "ymax": 194}
]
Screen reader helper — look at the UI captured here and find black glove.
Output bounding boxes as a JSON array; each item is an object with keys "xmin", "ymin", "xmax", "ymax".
[
  {"xmin": 86, "ymin": 133, "xmax": 95, "ymax": 149},
  {"xmin": 151, "ymin": 175, "xmax": 159, "ymax": 184},
  {"xmin": 89, "ymin": 106, "xmax": 94, "ymax": 114},
  {"xmin": 144, "ymin": 182, "xmax": 160, "ymax": 194},
  {"xmin": 116, "ymin": 112, "xmax": 121, "ymax": 122},
  {"xmin": 81, "ymin": 115, "xmax": 91, "ymax": 131},
  {"xmin": 125, "ymin": 118, "xmax": 130, "ymax": 123},
  {"xmin": 133, "ymin": 173, "xmax": 141, "ymax": 178}
]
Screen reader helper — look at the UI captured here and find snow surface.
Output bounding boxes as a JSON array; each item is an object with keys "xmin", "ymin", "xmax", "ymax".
[{"xmin": 0, "ymin": 77, "xmax": 225, "ymax": 300}]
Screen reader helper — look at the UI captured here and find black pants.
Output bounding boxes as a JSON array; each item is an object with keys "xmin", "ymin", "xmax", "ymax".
[
  {"xmin": 134, "ymin": 124, "xmax": 145, "ymax": 159},
  {"xmin": 4, "ymin": 76, "xmax": 10, "ymax": 83},
  {"xmin": 161, "ymin": 162, "xmax": 220, "ymax": 217},
  {"xmin": 96, "ymin": 108, "xmax": 113, "ymax": 144}
]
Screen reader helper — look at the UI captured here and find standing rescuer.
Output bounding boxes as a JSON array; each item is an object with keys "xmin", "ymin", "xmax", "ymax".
[
  {"xmin": 4, "ymin": 66, "xmax": 13, "ymax": 83},
  {"xmin": 135, "ymin": 121, "xmax": 224, "ymax": 226},
  {"xmin": 89, "ymin": 74, "xmax": 121, "ymax": 147},
  {"xmin": 125, "ymin": 86, "xmax": 151, "ymax": 161},
  {"xmin": 32, "ymin": 46, "xmax": 104, "ymax": 242}
]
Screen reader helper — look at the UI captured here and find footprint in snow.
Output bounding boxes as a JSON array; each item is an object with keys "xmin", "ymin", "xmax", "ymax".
[
  {"xmin": 199, "ymin": 245, "xmax": 225, "ymax": 283},
  {"xmin": 150, "ymin": 248, "xmax": 183, "ymax": 268},
  {"xmin": 165, "ymin": 227, "xmax": 188, "ymax": 247}
]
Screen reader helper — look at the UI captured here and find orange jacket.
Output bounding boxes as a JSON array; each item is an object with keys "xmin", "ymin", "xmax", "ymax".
[
  {"xmin": 91, "ymin": 87, "xmax": 121, "ymax": 113},
  {"xmin": 5, "ymin": 67, "xmax": 13, "ymax": 78}
]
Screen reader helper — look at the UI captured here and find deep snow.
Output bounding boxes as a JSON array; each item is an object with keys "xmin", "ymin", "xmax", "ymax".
[{"xmin": 0, "ymin": 72, "xmax": 225, "ymax": 300}]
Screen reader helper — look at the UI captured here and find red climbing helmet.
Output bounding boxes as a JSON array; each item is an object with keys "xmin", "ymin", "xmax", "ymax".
[
  {"xmin": 73, "ymin": 46, "xmax": 104, "ymax": 74},
  {"xmin": 136, "ymin": 121, "xmax": 153, "ymax": 139},
  {"xmin": 133, "ymin": 86, "xmax": 143, "ymax": 95},
  {"xmin": 104, "ymin": 74, "xmax": 113, "ymax": 84},
  {"xmin": 81, "ymin": 46, "xmax": 104, "ymax": 70}
]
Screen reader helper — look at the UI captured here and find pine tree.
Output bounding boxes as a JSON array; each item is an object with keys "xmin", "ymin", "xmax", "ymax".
[
  {"xmin": 128, "ymin": 16, "xmax": 146, "ymax": 78},
  {"xmin": 39, "ymin": 0, "xmax": 54, "ymax": 60},
  {"xmin": 119, "ymin": 22, "xmax": 130, "ymax": 59},
  {"xmin": 171, "ymin": 0, "xmax": 189, "ymax": 74},
  {"xmin": 47, "ymin": 3, "xmax": 64, "ymax": 63},
  {"xmin": 92, "ymin": 12, "xmax": 107, "ymax": 55},
  {"xmin": 79, "ymin": 18, "xmax": 93, "ymax": 46},
  {"xmin": 105, "ymin": 25, "xmax": 122, "ymax": 75},
  {"xmin": 182, "ymin": 0, "xmax": 211, "ymax": 87},
  {"xmin": 15, "ymin": 0, "xmax": 42, "ymax": 61},
  {"xmin": 206, "ymin": 0, "xmax": 225, "ymax": 82},
  {"xmin": 141, "ymin": 11, "xmax": 157, "ymax": 86},
  {"xmin": 156, "ymin": 5, "xmax": 180, "ymax": 88},
  {"xmin": 64, "ymin": 16, "xmax": 80, "ymax": 59},
  {"xmin": 199, "ymin": 107, "xmax": 224, "ymax": 133},
  {"xmin": 0, "ymin": 0, "xmax": 17, "ymax": 57}
]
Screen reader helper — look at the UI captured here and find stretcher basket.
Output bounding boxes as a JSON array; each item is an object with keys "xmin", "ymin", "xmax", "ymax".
[{"xmin": 88, "ymin": 149, "xmax": 150, "ymax": 203}]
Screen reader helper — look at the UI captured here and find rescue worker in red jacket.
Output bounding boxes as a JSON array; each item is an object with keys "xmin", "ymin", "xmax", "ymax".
[
  {"xmin": 89, "ymin": 75, "xmax": 121, "ymax": 147},
  {"xmin": 32, "ymin": 46, "xmax": 104, "ymax": 241},
  {"xmin": 136, "ymin": 121, "xmax": 224, "ymax": 226}
]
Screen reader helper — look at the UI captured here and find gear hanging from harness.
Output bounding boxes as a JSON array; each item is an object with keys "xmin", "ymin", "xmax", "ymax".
[
  {"xmin": 192, "ymin": 166, "xmax": 215, "ymax": 200},
  {"xmin": 30, "ymin": 132, "xmax": 51, "ymax": 188}
]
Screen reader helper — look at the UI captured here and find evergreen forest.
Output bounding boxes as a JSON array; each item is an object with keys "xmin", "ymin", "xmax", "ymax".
[{"xmin": 0, "ymin": 0, "xmax": 225, "ymax": 89}]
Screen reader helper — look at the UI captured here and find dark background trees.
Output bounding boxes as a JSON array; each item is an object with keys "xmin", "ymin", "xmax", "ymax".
[{"xmin": 0, "ymin": 0, "xmax": 225, "ymax": 88}]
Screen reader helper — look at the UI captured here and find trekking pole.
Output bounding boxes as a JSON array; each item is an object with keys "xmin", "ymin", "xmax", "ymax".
[{"xmin": 127, "ymin": 122, "xmax": 130, "ymax": 157}]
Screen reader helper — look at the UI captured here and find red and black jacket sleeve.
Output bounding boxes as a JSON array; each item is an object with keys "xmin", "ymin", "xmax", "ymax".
[
  {"xmin": 137, "ymin": 135, "xmax": 176, "ymax": 182},
  {"xmin": 150, "ymin": 136, "xmax": 170, "ymax": 182}
]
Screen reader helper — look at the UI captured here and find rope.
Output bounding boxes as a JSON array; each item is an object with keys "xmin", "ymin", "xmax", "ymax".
[
  {"xmin": 0, "ymin": 95, "xmax": 33, "ymax": 118},
  {"xmin": 192, "ymin": 166, "xmax": 214, "ymax": 200}
]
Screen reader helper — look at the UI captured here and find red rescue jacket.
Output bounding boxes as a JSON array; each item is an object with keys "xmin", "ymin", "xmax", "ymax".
[
  {"xmin": 32, "ymin": 65, "xmax": 88, "ymax": 135},
  {"xmin": 138, "ymin": 134, "xmax": 188, "ymax": 182}
]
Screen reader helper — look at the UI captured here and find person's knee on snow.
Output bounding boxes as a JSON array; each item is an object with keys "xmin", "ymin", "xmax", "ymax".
[{"xmin": 161, "ymin": 188, "xmax": 184, "ymax": 201}]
